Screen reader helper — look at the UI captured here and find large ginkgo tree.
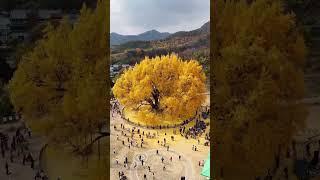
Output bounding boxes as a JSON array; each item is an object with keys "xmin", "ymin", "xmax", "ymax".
[{"xmin": 113, "ymin": 54, "xmax": 207, "ymax": 125}]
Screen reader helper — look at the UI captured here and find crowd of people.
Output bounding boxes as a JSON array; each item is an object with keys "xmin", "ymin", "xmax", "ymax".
[
  {"xmin": 185, "ymin": 119, "xmax": 208, "ymax": 139},
  {"xmin": 111, "ymin": 99, "xmax": 211, "ymax": 180},
  {"xmin": 0, "ymin": 123, "xmax": 52, "ymax": 180}
]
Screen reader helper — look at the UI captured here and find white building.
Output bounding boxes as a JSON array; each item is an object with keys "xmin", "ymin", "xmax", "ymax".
[
  {"xmin": 9, "ymin": 10, "xmax": 30, "ymax": 41},
  {"xmin": 0, "ymin": 16, "xmax": 10, "ymax": 44}
]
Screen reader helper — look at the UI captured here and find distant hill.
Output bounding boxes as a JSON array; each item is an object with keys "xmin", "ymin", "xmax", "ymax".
[
  {"xmin": 111, "ymin": 21, "xmax": 210, "ymax": 76},
  {"xmin": 110, "ymin": 30, "xmax": 171, "ymax": 45}
]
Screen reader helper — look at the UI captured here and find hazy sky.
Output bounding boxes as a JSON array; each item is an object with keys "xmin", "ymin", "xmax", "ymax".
[{"xmin": 111, "ymin": 0, "xmax": 210, "ymax": 35}]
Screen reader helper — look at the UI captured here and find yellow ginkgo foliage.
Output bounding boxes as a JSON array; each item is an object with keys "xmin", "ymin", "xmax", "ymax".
[
  {"xmin": 9, "ymin": 0, "xmax": 108, "ymax": 151},
  {"xmin": 212, "ymin": 0, "xmax": 307, "ymax": 179},
  {"xmin": 113, "ymin": 54, "xmax": 207, "ymax": 125}
]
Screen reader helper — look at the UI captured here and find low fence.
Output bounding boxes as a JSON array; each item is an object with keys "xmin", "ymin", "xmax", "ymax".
[
  {"xmin": 119, "ymin": 107, "xmax": 210, "ymax": 130},
  {"xmin": 0, "ymin": 114, "xmax": 22, "ymax": 124}
]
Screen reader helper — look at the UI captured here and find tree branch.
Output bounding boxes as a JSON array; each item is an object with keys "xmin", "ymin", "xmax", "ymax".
[
  {"xmin": 135, "ymin": 102, "xmax": 151, "ymax": 110},
  {"xmin": 77, "ymin": 132, "xmax": 109, "ymax": 155}
]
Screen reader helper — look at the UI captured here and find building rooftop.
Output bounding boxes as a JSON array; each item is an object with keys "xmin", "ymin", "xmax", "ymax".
[
  {"xmin": 10, "ymin": 10, "xmax": 29, "ymax": 19},
  {"xmin": 38, "ymin": 10, "xmax": 62, "ymax": 19}
]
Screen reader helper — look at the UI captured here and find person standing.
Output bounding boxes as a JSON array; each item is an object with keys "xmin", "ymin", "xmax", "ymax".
[
  {"xmin": 1, "ymin": 143, "xmax": 5, "ymax": 158},
  {"xmin": 28, "ymin": 129, "xmax": 31, "ymax": 138},
  {"xmin": 5, "ymin": 161, "xmax": 10, "ymax": 175},
  {"xmin": 31, "ymin": 158, "xmax": 35, "ymax": 169},
  {"xmin": 35, "ymin": 171, "xmax": 41, "ymax": 180},
  {"xmin": 43, "ymin": 174, "xmax": 49, "ymax": 180},
  {"xmin": 10, "ymin": 151, "xmax": 13, "ymax": 162}
]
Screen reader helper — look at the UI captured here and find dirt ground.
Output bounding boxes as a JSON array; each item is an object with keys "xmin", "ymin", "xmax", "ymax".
[{"xmin": 110, "ymin": 111, "xmax": 210, "ymax": 180}]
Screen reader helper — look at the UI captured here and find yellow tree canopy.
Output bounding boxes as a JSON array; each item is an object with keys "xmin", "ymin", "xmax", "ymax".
[
  {"xmin": 212, "ymin": 0, "xmax": 307, "ymax": 179},
  {"xmin": 113, "ymin": 54, "xmax": 207, "ymax": 125},
  {"xmin": 9, "ymin": 0, "xmax": 108, "ymax": 150}
]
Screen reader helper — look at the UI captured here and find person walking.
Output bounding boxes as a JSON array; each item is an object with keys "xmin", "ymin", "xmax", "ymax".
[{"xmin": 34, "ymin": 170, "xmax": 41, "ymax": 180}]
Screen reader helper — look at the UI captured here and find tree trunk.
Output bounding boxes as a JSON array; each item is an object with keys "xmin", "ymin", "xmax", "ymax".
[
  {"xmin": 150, "ymin": 86, "xmax": 161, "ymax": 111},
  {"xmin": 98, "ymin": 138, "xmax": 101, "ymax": 161}
]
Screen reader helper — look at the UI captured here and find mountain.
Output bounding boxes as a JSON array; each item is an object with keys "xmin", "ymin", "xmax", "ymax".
[
  {"xmin": 168, "ymin": 21, "xmax": 210, "ymax": 38},
  {"xmin": 111, "ymin": 21, "xmax": 210, "ymax": 75},
  {"xmin": 110, "ymin": 30, "xmax": 171, "ymax": 45}
]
